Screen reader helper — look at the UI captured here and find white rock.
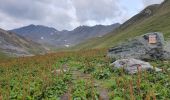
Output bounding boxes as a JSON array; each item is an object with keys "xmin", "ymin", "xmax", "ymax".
[{"xmin": 110, "ymin": 58, "xmax": 162, "ymax": 74}]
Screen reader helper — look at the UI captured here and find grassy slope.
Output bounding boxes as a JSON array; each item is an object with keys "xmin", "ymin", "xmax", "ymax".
[{"xmin": 73, "ymin": 0, "xmax": 170, "ymax": 49}]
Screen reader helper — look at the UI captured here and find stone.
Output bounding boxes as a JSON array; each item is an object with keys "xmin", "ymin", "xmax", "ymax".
[
  {"xmin": 110, "ymin": 58, "xmax": 162, "ymax": 74},
  {"xmin": 60, "ymin": 93, "xmax": 70, "ymax": 100},
  {"xmin": 99, "ymin": 89, "xmax": 109, "ymax": 100},
  {"xmin": 108, "ymin": 32, "xmax": 170, "ymax": 60}
]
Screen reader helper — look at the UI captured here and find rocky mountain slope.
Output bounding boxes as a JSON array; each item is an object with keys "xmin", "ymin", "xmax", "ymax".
[
  {"xmin": 73, "ymin": 0, "xmax": 170, "ymax": 49},
  {"xmin": 10, "ymin": 23, "xmax": 120, "ymax": 48},
  {"xmin": 0, "ymin": 28, "xmax": 46, "ymax": 57}
]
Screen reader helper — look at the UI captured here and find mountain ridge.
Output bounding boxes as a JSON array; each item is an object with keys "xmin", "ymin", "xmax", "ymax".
[{"xmin": 10, "ymin": 23, "xmax": 120, "ymax": 48}]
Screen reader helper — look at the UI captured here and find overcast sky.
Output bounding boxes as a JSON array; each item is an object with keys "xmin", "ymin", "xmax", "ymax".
[{"xmin": 0, "ymin": 0, "xmax": 164, "ymax": 30}]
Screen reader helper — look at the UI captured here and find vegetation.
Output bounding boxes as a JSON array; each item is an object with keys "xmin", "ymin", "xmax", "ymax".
[{"xmin": 0, "ymin": 49, "xmax": 170, "ymax": 99}]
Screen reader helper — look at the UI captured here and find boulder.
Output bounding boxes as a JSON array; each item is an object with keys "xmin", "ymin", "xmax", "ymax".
[
  {"xmin": 108, "ymin": 32, "xmax": 170, "ymax": 60},
  {"xmin": 110, "ymin": 58, "xmax": 162, "ymax": 74}
]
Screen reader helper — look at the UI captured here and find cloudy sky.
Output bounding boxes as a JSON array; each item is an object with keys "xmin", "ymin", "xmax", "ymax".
[{"xmin": 0, "ymin": 0, "xmax": 164, "ymax": 30}]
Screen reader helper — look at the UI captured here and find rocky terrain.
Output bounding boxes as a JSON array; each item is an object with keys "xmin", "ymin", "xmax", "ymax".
[{"xmin": 108, "ymin": 32, "xmax": 170, "ymax": 60}]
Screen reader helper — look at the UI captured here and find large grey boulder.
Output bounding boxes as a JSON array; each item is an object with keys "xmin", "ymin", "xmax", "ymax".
[
  {"xmin": 108, "ymin": 32, "xmax": 170, "ymax": 60},
  {"xmin": 110, "ymin": 58, "xmax": 162, "ymax": 74}
]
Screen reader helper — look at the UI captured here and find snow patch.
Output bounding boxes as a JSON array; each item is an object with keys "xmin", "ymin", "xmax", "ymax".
[
  {"xmin": 65, "ymin": 45, "xmax": 70, "ymax": 47},
  {"xmin": 41, "ymin": 37, "xmax": 44, "ymax": 40}
]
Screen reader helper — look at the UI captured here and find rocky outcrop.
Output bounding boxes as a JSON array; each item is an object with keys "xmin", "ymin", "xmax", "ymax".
[
  {"xmin": 108, "ymin": 32, "xmax": 170, "ymax": 60},
  {"xmin": 110, "ymin": 58, "xmax": 162, "ymax": 74}
]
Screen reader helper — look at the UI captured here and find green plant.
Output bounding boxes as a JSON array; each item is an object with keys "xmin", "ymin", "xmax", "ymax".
[
  {"xmin": 72, "ymin": 79, "xmax": 99, "ymax": 100},
  {"xmin": 93, "ymin": 68, "xmax": 111, "ymax": 80}
]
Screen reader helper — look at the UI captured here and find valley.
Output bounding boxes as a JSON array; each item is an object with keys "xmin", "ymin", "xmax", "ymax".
[{"xmin": 0, "ymin": 0, "xmax": 170, "ymax": 99}]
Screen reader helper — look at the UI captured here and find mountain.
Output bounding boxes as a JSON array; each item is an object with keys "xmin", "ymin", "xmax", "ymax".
[
  {"xmin": 73, "ymin": 0, "xmax": 170, "ymax": 49},
  {"xmin": 10, "ymin": 23, "xmax": 120, "ymax": 48},
  {"xmin": 0, "ymin": 28, "xmax": 46, "ymax": 57},
  {"xmin": 10, "ymin": 24, "xmax": 60, "ymax": 47},
  {"xmin": 69, "ymin": 24, "xmax": 120, "ymax": 41}
]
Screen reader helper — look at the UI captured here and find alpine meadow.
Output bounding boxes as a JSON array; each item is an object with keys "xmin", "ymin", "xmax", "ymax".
[{"xmin": 0, "ymin": 0, "xmax": 170, "ymax": 100}]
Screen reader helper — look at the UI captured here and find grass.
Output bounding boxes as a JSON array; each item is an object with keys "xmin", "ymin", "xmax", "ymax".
[{"xmin": 0, "ymin": 49, "xmax": 170, "ymax": 99}]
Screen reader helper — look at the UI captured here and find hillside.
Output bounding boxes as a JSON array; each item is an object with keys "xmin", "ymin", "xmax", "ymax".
[
  {"xmin": 10, "ymin": 23, "xmax": 120, "ymax": 48},
  {"xmin": 0, "ymin": 28, "xmax": 46, "ymax": 57},
  {"xmin": 73, "ymin": 0, "xmax": 170, "ymax": 49}
]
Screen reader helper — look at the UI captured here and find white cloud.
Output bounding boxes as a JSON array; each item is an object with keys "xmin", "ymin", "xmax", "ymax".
[
  {"xmin": 0, "ymin": 0, "xmax": 165, "ymax": 30},
  {"xmin": 142, "ymin": 0, "xmax": 164, "ymax": 6},
  {"xmin": 72, "ymin": 0, "xmax": 120, "ymax": 22}
]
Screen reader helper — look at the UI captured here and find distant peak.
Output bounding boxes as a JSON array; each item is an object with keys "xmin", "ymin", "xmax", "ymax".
[
  {"xmin": 28, "ymin": 24, "xmax": 36, "ymax": 27},
  {"xmin": 26, "ymin": 24, "xmax": 54, "ymax": 29},
  {"xmin": 27, "ymin": 24, "xmax": 45, "ymax": 28},
  {"xmin": 13, "ymin": 24, "xmax": 58, "ymax": 31}
]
